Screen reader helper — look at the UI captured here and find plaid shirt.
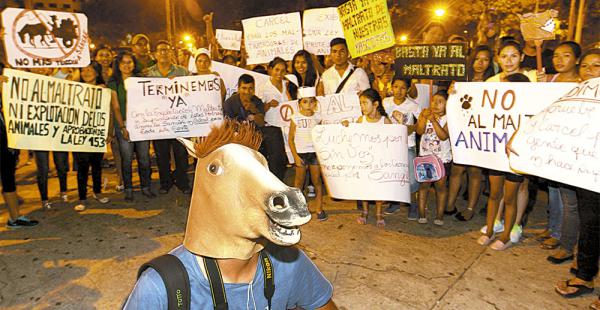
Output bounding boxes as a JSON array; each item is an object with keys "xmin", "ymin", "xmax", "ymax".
[{"xmin": 144, "ymin": 64, "xmax": 189, "ymax": 78}]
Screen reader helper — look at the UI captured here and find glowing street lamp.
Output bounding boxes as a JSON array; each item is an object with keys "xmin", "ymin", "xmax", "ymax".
[
  {"xmin": 434, "ymin": 8, "xmax": 446, "ymax": 17},
  {"xmin": 399, "ymin": 34, "xmax": 408, "ymax": 43},
  {"xmin": 183, "ymin": 34, "xmax": 192, "ymax": 42}
]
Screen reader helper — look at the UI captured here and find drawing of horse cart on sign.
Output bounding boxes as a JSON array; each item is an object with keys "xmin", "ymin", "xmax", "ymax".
[{"xmin": 18, "ymin": 15, "xmax": 79, "ymax": 48}]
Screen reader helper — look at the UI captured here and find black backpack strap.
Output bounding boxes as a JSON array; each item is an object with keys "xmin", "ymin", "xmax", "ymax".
[
  {"xmin": 203, "ymin": 257, "xmax": 229, "ymax": 310},
  {"xmin": 260, "ymin": 251, "xmax": 275, "ymax": 310},
  {"xmin": 335, "ymin": 68, "xmax": 355, "ymax": 94},
  {"xmin": 137, "ymin": 254, "xmax": 191, "ymax": 310}
]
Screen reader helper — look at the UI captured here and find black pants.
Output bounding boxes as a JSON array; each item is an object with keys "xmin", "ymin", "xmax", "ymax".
[
  {"xmin": 259, "ymin": 126, "xmax": 287, "ymax": 181},
  {"xmin": 575, "ymin": 187, "xmax": 600, "ymax": 282},
  {"xmin": 74, "ymin": 152, "xmax": 103, "ymax": 200},
  {"xmin": 153, "ymin": 139, "xmax": 190, "ymax": 191},
  {"xmin": 34, "ymin": 151, "xmax": 69, "ymax": 201},
  {"xmin": 0, "ymin": 128, "xmax": 17, "ymax": 193}
]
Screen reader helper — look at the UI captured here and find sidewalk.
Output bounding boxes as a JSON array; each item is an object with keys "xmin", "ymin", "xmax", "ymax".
[{"xmin": 0, "ymin": 161, "xmax": 595, "ymax": 309}]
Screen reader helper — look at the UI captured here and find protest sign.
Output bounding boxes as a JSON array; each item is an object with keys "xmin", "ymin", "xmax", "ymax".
[
  {"xmin": 242, "ymin": 12, "xmax": 303, "ymax": 65},
  {"xmin": 337, "ymin": 0, "xmax": 394, "ymax": 58},
  {"xmin": 211, "ymin": 61, "xmax": 269, "ymax": 100},
  {"xmin": 510, "ymin": 78, "xmax": 600, "ymax": 193},
  {"xmin": 393, "ymin": 43, "xmax": 468, "ymax": 81},
  {"xmin": 274, "ymin": 93, "xmax": 361, "ymax": 163},
  {"xmin": 302, "ymin": 7, "xmax": 345, "ymax": 55},
  {"xmin": 1, "ymin": 68, "xmax": 110, "ymax": 152},
  {"xmin": 124, "ymin": 75, "xmax": 223, "ymax": 141},
  {"xmin": 1, "ymin": 8, "xmax": 90, "ymax": 68},
  {"xmin": 312, "ymin": 124, "xmax": 410, "ymax": 202},
  {"xmin": 215, "ymin": 29, "xmax": 242, "ymax": 51},
  {"xmin": 518, "ymin": 10, "xmax": 558, "ymax": 41},
  {"xmin": 446, "ymin": 82, "xmax": 575, "ymax": 172}
]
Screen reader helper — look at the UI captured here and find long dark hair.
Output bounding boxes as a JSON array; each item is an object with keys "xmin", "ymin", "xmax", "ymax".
[
  {"xmin": 292, "ymin": 50, "xmax": 318, "ymax": 87},
  {"xmin": 109, "ymin": 51, "xmax": 141, "ymax": 84},
  {"xmin": 467, "ymin": 45, "xmax": 496, "ymax": 81},
  {"xmin": 360, "ymin": 88, "xmax": 388, "ymax": 117},
  {"xmin": 268, "ymin": 57, "xmax": 298, "ymax": 100},
  {"xmin": 80, "ymin": 61, "xmax": 104, "ymax": 85}
]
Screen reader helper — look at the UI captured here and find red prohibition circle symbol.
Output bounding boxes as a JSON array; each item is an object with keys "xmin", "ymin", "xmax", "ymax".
[
  {"xmin": 12, "ymin": 9, "xmax": 83, "ymax": 61},
  {"xmin": 280, "ymin": 104, "xmax": 293, "ymax": 122}
]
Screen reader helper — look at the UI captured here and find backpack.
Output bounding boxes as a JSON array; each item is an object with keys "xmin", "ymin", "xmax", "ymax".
[
  {"xmin": 132, "ymin": 251, "xmax": 275, "ymax": 310},
  {"xmin": 413, "ymin": 154, "xmax": 446, "ymax": 183}
]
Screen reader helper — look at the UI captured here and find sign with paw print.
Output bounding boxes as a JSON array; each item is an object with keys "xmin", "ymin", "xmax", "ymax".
[{"xmin": 446, "ymin": 82, "xmax": 575, "ymax": 172}]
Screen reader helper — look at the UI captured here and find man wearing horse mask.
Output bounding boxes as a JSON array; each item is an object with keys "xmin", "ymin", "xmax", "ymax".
[{"xmin": 124, "ymin": 120, "xmax": 336, "ymax": 310}]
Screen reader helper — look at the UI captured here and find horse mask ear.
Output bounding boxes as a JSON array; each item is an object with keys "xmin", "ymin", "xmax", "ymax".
[{"xmin": 177, "ymin": 138, "xmax": 198, "ymax": 159}]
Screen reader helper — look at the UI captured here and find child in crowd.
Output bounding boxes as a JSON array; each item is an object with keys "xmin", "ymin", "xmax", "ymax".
[
  {"xmin": 383, "ymin": 78, "xmax": 421, "ymax": 219},
  {"xmin": 288, "ymin": 87, "xmax": 326, "ymax": 221},
  {"xmin": 415, "ymin": 90, "xmax": 451, "ymax": 226},
  {"xmin": 353, "ymin": 88, "xmax": 392, "ymax": 228}
]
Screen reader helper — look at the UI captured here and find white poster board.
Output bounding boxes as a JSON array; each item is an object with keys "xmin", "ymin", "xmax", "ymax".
[
  {"xmin": 242, "ymin": 12, "xmax": 303, "ymax": 65},
  {"xmin": 215, "ymin": 29, "xmax": 242, "ymax": 51},
  {"xmin": 1, "ymin": 69, "xmax": 110, "ymax": 152},
  {"xmin": 447, "ymin": 82, "xmax": 576, "ymax": 172},
  {"xmin": 510, "ymin": 77, "xmax": 600, "ymax": 193},
  {"xmin": 211, "ymin": 61, "xmax": 269, "ymax": 100},
  {"xmin": 302, "ymin": 7, "xmax": 345, "ymax": 56},
  {"xmin": 312, "ymin": 124, "xmax": 410, "ymax": 202},
  {"xmin": 1, "ymin": 8, "xmax": 91, "ymax": 68},
  {"xmin": 124, "ymin": 75, "xmax": 223, "ymax": 141}
]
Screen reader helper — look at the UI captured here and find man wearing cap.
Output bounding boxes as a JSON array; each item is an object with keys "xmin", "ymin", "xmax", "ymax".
[
  {"xmin": 131, "ymin": 34, "xmax": 156, "ymax": 72},
  {"xmin": 146, "ymin": 40, "xmax": 192, "ymax": 195},
  {"xmin": 318, "ymin": 38, "xmax": 370, "ymax": 95}
]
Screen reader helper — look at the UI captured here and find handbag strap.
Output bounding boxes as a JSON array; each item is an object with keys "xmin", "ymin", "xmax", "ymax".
[{"xmin": 335, "ymin": 68, "xmax": 355, "ymax": 94}]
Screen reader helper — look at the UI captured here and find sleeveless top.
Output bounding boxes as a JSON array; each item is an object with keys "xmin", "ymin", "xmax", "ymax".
[{"xmin": 292, "ymin": 112, "xmax": 321, "ymax": 153}]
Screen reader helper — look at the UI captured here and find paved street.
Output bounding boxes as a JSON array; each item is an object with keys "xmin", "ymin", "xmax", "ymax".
[{"xmin": 0, "ymin": 157, "xmax": 596, "ymax": 309}]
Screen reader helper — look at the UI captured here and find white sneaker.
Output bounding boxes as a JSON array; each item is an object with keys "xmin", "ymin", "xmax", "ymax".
[
  {"xmin": 115, "ymin": 184, "xmax": 124, "ymax": 192},
  {"xmin": 92, "ymin": 194, "xmax": 110, "ymax": 204},
  {"xmin": 74, "ymin": 203, "xmax": 86, "ymax": 212},
  {"xmin": 42, "ymin": 201, "xmax": 52, "ymax": 210},
  {"xmin": 60, "ymin": 193, "xmax": 68, "ymax": 203},
  {"xmin": 510, "ymin": 224, "xmax": 523, "ymax": 243},
  {"xmin": 480, "ymin": 220, "xmax": 505, "ymax": 234},
  {"xmin": 307, "ymin": 185, "xmax": 316, "ymax": 198}
]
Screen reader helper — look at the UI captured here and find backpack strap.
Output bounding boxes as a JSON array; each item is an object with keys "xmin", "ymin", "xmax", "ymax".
[
  {"xmin": 137, "ymin": 254, "xmax": 191, "ymax": 310},
  {"xmin": 335, "ymin": 68, "xmax": 355, "ymax": 94}
]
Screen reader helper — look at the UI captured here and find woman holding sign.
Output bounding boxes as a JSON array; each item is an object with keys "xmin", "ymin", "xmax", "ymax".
[
  {"xmin": 257, "ymin": 57, "xmax": 294, "ymax": 180},
  {"xmin": 73, "ymin": 62, "xmax": 111, "ymax": 211}
]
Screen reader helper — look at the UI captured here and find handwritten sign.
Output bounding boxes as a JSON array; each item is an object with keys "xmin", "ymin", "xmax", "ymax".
[
  {"xmin": 337, "ymin": 0, "xmax": 394, "ymax": 58},
  {"xmin": 215, "ymin": 29, "xmax": 242, "ymax": 51},
  {"xmin": 1, "ymin": 69, "xmax": 110, "ymax": 152},
  {"xmin": 393, "ymin": 43, "xmax": 468, "ymax": 81},
  {"xmin": 302, "ymin": 7, "xmax": 345, "ymax": 56},
  {"xmin": 447, "ymin": 82, "xmax": 575, "ymax": 172},
  {"xmin": 211, "ymin": 61, "xmax": 270, "ymax": 100},
  {"xmin": 1, "ymin": 8, "xmax": 91, "ymax": 68},
  {"xmin": 518, "ymin": 10, "xmax": 558, "ymax": 41},
  {"xmin": 312, "ymin": 124, "xmax": 410, "ymax": 202},
  {"xmin": 124, "ymin": 75, "xmax": 223, "ymax": 141},
  {"xmin": 242, "ymin": 12, "xmax": 303, "ymax": 65},
  {"xmin": 510, "ymin": 78, "xmax": 600, "ymax": 193}
]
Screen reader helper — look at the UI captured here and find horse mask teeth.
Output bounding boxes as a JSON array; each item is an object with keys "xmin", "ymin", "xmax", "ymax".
[{"xmin": 178, "ymin": 120, "xmax": 312, "ymax": 260}]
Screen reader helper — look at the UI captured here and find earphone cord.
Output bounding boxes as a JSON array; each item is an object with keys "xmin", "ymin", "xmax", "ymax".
[{"xmin": 246, "ymin": 281, "xmax": 257, "ymax": 310}]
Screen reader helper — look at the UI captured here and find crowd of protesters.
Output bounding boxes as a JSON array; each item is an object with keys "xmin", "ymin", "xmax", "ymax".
[{"xmin": 1, "ymin": 11, "xmax": 600, "ymax": 309}]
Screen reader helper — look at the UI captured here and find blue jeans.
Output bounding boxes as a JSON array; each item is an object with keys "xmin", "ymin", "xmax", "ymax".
[
  {"xmin": 116, "ymin": 129, "xmax": 152, "ymax": 190},
  {"xmin": 34, "ymin": 151, "xmax": 69, "ymax": 201},
  {"xmin": 548, "ymin": 185, "xmax": 563, "ymax": 239},
  {"xmin": 559, "ymin": 186, "xmax": 579, "ymax": 252}
]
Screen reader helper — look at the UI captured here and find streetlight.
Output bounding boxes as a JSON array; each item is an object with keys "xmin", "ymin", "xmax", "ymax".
[
  {"xmin": 183, "ymin": 34, "xmax": 192, "ymax": 42},
  {"xmin": 399, "ymin": 34, "xmax": 408, "ymax": 43},
  {"xmin": 434, "ymin": 8, "xmax": 446, "ymax": 17}
]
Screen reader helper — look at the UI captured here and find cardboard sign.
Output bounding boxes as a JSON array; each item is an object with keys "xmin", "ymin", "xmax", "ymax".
[
  {"xmin": 242, "ymin": 12, "xmax": 303, "ymax": 65},
  {"xmin": 302, "ymin": 7, "xmax": 345, "ymax": 56},
  {"xmin": 312, "ymin": 124, "xmax": 410, "ymax": 202},
  {"xmin": 337, "ymin": 0, "xmax": 395, "ymax": 58},
  {"xmin": 394, "ymin": 43, "xmax": 468, "ymax": 81},
  {"xmin": 124, "ymin": 75, "xmax": 223, "ymax": 141},
  {"xmin": 1, "ymin": 8, "xmax": 91, "ymax": 68},
  {"xmin": 211, "ymin": 61, "xmax": 269, "ymax": 100},
  {"xmin": 510, "ymin": 78, "xmax": 600, "ymax": 193},
  {"xmin": 518, "ymin": 10, "xmax": 558, "ymax": 41},
  {"xmin": 1, "ymin": 69, "xmax": 110, "ymax": 152},
  {"xmin": 215, "ymin": 29, "xmax": 242, "ymax": 51},
  {"xmin": 446, "ymin": 82, "xmax": 575, "ymax": 172}
]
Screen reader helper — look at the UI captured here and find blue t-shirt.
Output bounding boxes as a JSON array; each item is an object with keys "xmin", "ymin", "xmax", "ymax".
[{"xmin": 124, "ymin": 244, "xmax": 333, "ymax": 310}]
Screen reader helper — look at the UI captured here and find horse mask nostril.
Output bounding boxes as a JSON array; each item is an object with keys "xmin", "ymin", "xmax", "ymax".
[{"xmin": 272, "ymin": 195, "xmax": 286, "ymax": 208}]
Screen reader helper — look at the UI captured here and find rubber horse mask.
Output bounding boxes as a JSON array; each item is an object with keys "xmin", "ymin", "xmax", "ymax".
[{"xmin": 178, "ymin": 120, "xmax": 311, "ymax": 260}]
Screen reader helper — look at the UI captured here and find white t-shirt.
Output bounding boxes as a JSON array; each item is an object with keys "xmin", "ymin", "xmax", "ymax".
[
  {"xmin": 292, "ymin": 112, "xmax": 321, "ymax": 153},
  {"xmin": 419, "ymin": 115, "xmax": 452, "ymax": 163},
  {"xmin": 321, "ymin": 63, "xmax": 370, "ymax": 95},
  {"xmin": 383, "ymin": 97, "xmax": 421, "ymax": 148},
  {"xmin": 257, "ymin": 79, "xmax": 290, "ymax": 127}
]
